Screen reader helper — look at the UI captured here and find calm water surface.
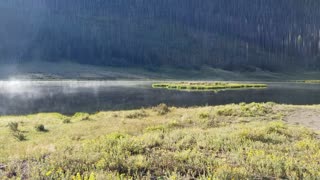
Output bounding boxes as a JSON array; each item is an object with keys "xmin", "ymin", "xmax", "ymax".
[{"xmin": 0, "ymin": 81, "xmax": 319, "ymax": 115}]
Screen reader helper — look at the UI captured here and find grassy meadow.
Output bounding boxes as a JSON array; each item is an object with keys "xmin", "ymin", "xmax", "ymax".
[{"xmin": 0, "ymin": 103, "xmax": 320, "ymax": 179}]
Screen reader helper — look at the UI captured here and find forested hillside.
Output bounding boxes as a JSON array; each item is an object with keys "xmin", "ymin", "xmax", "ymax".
[{"xmin": 1, "ymin": 0, "xmax": 320, "ymax": 71}]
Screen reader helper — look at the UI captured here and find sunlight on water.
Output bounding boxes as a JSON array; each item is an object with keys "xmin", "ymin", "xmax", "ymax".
[
  {"xmin": 0, "ymin": 80, "xmax": 33, "ymax": 94},
  {"xmin": 0, "ymin": 81, "xmax": 319, "ymax": 115},
  {"xmin": 0, "ymin": 80, "xmax": 148, "ymax": 97}
]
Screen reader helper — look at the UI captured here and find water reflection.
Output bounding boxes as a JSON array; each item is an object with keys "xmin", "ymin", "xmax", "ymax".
[{"xmin": 0, "ymin": 81, "xmax": 319, "ymax": 115}]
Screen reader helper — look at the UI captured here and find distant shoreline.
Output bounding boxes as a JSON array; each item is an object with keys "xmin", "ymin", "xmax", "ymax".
[{"xmin": 1, "ymin": 62, "xmax": 320, "ymax": 81}]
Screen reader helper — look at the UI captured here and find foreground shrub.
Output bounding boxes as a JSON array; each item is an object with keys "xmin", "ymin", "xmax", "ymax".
[
  {"xmin": 73, "ymin": 113, "xmax": 90, "ymax": 121},
  {"xmin": 215, "ymin": 102, "xmax": 274, "ymax": 117},
  {"xmin": 7, "ymin": 122, "xmax": 19, "ymax": 132},
  {"xmin": 153, "ymin": 103, "xmax": 170, "ymax": 115},
  {"xmin": 126, "ymin": 110, "xmax": 148, "ymax": 119},
  {"xmin": 7, "ymin": 122, "xmax": 27, "ymax": 141},
  {"xmin": 63, "ymin": 118, "xmax": 71, "ymax": 124},
  {"xmin": 12, "ymin": 132, "xmax": 26, "ymax": 141},
  {"xmin": 35, "ymin": 124, "xmax": 48, "ymax": 132}
]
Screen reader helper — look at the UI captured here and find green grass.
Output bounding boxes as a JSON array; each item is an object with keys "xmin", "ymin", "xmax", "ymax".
[
  {"xmin": 152, "ymin": 82, "xmax": 267, "ymax": 92},
  {"xmin": 0, "ymin": 103, "xmax": 319, "ymax": 179},
  {"xmin": 297, "ymin": 80, "xmax": 320, "ymax": 84}
]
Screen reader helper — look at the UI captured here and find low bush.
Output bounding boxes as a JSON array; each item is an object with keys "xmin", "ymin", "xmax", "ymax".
[
  {"xmin": 63, "ymin": 118, "xmax": 71, "ymax": 124},
  {"xmin": 7, "ymin": 122, "xmax": 19, "ymax": 132},
  {"xmin": 153, "ymin": 103, "xmax": 170, "ymax": 115},
  {"xmin": 126, "ymin": 110, "xmax": 148, "ymax": 119},
  {"xmin": 73, "ymin": 112, "xmax": 91, "ymax": 121},
  {"xmin": 35, "ymin": 124, "xmax": 48, "ymax": 132},
  {"xmin": 199, "ymin": 112, "xmax": 209, "ymax": 119},
  {"xmin": 12, "ymin": 132, "xmax": 26, "ymax": 141},
  {"xmin": 214, "ymin": 102, "xmax": 274, "ymax": 117}
]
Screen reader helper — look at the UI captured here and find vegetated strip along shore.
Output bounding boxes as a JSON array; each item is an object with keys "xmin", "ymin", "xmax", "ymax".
[
  {"xmin": 296, "ymin": 80, "xmax": 320, "ymax": 84},
  {"xmin": 0, "ymin": 102, "xmax": 320, "ymax": 179},
  {"xmin": 152, "ymin": 81, "xmax": 267, "ymax": 91}
]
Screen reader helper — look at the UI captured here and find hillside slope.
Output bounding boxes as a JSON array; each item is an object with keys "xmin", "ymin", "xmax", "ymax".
[{"xmin": 0, "ymin": 0, "xmax": 320, "ymax": 71}]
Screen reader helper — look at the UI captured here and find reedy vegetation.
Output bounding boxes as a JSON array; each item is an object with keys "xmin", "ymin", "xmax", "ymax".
[
  {"xmin": 300, "ymin": 80, "xmax": 320, "ymax": 84},
  {"xmin": 0, "ymin": 103, "xmax": 319, "ymax": 179},
  {"xmin": 152, "ymin": 82, "xmax": 267, "ymax": 92}
]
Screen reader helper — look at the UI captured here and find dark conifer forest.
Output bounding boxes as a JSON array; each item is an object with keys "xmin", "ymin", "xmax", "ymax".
[{"xmin": 1, "ymin": 0, "xmax": 320, "ymax": 71}]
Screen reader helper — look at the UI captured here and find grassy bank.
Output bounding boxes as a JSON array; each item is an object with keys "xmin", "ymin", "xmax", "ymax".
[
  {"xmin": 297, "ymin": 80, "xmax": 320, "ymax": 84},
  {"xmin": 0, "ymin": 103, "xmax": 320, "ymax": 179},
  {"xmin": 152, "ymin": 82, "xmax": 267, "ymax": 91}
]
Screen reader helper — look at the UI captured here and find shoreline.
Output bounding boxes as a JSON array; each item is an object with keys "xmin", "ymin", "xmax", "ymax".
[{"xmin": 1, "ymin": 62, "xmax": 320, "ymax": 81}]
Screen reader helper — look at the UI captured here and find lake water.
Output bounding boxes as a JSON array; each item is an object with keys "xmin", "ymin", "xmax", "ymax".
[{"xmin": 0, "ymin": 81, "xmax": 319, "ymax": 115}]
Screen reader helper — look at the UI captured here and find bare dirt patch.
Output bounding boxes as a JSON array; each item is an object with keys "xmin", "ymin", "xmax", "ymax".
[{"xmin": 284, "ymin": 107, "xmax": 320, "ymax": 130}]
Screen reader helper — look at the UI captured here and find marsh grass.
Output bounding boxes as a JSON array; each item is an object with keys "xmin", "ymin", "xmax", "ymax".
[
  {"xmin": 152, "ymin": 81, "xmax": 267, "ymax": 92},
  {"xmin": 299, "ymin": 80, "xmax": 320, "ymax": 84},
  {"xmin": 0, "ymin": 103, "xmax": 319, "ymax": 179}
]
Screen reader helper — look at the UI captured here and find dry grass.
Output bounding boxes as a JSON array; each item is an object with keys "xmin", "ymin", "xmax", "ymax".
[{"xmin": 0, "ymin": 103, "xmax": 319, "ymax": 179}]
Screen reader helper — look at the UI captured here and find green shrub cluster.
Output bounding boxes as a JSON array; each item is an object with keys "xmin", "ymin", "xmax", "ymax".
[{"xmin": 214, "ymin": 102, "xmax": 274, "ymax": 117}]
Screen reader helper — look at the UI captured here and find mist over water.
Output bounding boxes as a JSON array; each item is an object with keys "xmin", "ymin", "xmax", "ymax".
[{"xmin": 0, "ymin": 81, "xmax": 319, "ymax": 115}]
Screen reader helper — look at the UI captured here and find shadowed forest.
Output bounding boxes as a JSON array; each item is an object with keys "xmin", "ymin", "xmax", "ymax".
[{"xmin": 1, "ymin": 0, "xmax": 320, "ymax": 71}]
